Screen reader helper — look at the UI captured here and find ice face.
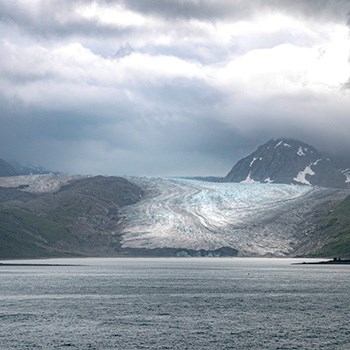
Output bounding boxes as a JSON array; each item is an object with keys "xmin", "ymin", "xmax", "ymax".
[{"xmin": 120, "ymin": 178, "xmax": 326, "ymax": 256}]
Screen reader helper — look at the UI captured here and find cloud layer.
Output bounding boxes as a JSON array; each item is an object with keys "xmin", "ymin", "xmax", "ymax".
[{"xmin": 1, "ymin": 0, "xmax": 350, "ymax": 175}]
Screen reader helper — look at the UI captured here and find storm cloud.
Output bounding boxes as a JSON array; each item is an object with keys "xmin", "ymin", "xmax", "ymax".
[{"xmin": 1, "ymin": 0, "xmax": 350, "ymax": 176}]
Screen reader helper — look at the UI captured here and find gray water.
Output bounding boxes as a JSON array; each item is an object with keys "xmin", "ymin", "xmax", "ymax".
[{"xmin": 0, "ymin": 258, "xmax": 349, "ymax": 349}]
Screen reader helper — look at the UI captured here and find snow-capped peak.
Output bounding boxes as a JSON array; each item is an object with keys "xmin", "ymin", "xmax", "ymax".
[{"xmin": 225, "ymin": 138, "xmax": 348, "ymax": 189}]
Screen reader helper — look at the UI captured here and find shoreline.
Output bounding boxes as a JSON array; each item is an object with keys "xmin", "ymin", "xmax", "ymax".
[
  {"xmin": 294, "ymin": 259, "xmax": 350, "ymax": 265},
  {"xmin": 0, "ymin": 263, "xmax": 82, "ymax": 267},
  {"xmin": 1, "ymin": 256, "xmax": 349, "ymax": 266}
]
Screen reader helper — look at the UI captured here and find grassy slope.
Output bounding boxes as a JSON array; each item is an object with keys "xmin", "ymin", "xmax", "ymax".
[
  {"xmin": 0, "ymin": 208, "xmax": 72, "ymax": 259},
  {"xmin": 0, "ymin": 176, "xmax": 143, "ymax": 259},
  {"xmin": 308, "ymin": 195, "xmax": 350, "ymax": 258}
]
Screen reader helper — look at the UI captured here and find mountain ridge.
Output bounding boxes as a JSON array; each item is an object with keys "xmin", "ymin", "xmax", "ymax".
[{"xmin": 224, "ymin": 138, "xmax": 347, "ymax": 189}]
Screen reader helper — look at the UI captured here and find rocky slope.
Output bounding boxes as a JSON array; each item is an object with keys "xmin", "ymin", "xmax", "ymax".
[
  {"xmin": 330, "ymin": 154, "xmax": 350, "ymax": 185},
  {"xmin": 295, "ymin": 194, "xmax": 350, "ymax": 258},
  {"xmin": 225, "ymin": 138, "xmax": 347, "ymax": 188}
]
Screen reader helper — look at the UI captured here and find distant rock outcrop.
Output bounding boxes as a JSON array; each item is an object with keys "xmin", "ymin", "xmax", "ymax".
[{"xmin": 224, "ymin": 138, "xmax": 347, "ymax": 188}]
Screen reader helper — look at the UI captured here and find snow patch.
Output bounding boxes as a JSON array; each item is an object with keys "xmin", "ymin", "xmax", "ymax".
[
  {"xmin": 341, "ymin": 169, "xmax": 350, "ymax": 183},
  {"xmin": 297, "ymin": 147, "xmax": 306, "ymax": 156},
  {"xmin": 249, "ymin": 157, "xmax": 262, "ymax": 167},
  {"xmin": 274, "ymin": 141, "xmax": 291, "ymax": 149},
  {"xmin": 293, "ymin": 164, "xmax": 315, "ymax": 185},
  {"xmin": 313, "ymin": 159, "xmax": 322, "ymax": 166},
  {"xmin": 264, "ymin": 178, "xmax": 274, "ymax": 183},
  {"xmin": 240, "ymin": 171, "xmax": 257, "ymax": 184},
  {"xmin": 274, "ymin": 141, "xmax": 283, "ymax": 149},
  {"xmin": 250, "ymin": 157, "xmax": 258, "ymax": 167}
]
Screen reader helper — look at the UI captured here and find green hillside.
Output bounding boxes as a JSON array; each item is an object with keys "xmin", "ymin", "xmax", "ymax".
[
  {"xmin": 307, "ymin": 195, "xmax": 350, "ymax": 258},
  {"xmin": 0, "ymin": 208, "xmax": 72, "ymax": 258},
  {"xmin": 0, "ymin": 176, "xmax": 143, "ymax": 259}
]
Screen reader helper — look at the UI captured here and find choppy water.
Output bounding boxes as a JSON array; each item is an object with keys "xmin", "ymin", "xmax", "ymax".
[{"xmin": 0, "ymin": 258, "xmax": 349, "ymax": 349}]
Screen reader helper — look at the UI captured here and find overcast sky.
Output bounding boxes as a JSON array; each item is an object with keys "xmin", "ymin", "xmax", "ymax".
[{"xmin": 1, "ymin": 0, "xmax": 350, "ymax": 176}]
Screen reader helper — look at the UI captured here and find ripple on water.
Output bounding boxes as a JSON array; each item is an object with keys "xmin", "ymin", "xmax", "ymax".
[{"xmin": 0, "ymin": 258, "xmax": 349, "ymax": 349}]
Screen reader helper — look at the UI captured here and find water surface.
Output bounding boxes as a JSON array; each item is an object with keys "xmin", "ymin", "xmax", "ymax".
[{"xmin": 0, "ymin": 258, "xmax": 349, "ymax": 349}]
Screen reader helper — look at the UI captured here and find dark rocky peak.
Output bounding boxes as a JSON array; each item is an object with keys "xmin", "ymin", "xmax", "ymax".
[
  {"xmin": 225, "ymin": 138, "xmax": 347, "ymax": 188},
  {"xmin": 259, "ymin": 138, "xmax": 318, "ymax": 155}
]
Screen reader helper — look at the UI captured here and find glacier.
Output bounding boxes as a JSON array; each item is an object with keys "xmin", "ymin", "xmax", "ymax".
[
  {"xmin": 120, "ymin": 177, "xmax": 340, "ymax": 256},
  {"xmin": 0, "ymin": 174, "xmax": 344, "ymax": 257}
]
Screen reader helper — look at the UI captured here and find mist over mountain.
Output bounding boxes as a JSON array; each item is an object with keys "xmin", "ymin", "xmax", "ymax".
[
  {"xmin": 6, "ymin": 160, "xmax": 58, "ymax": 176},
  {"xmin": 0, "ymin": 158, "xmax": 57, "ymax": 177}
]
